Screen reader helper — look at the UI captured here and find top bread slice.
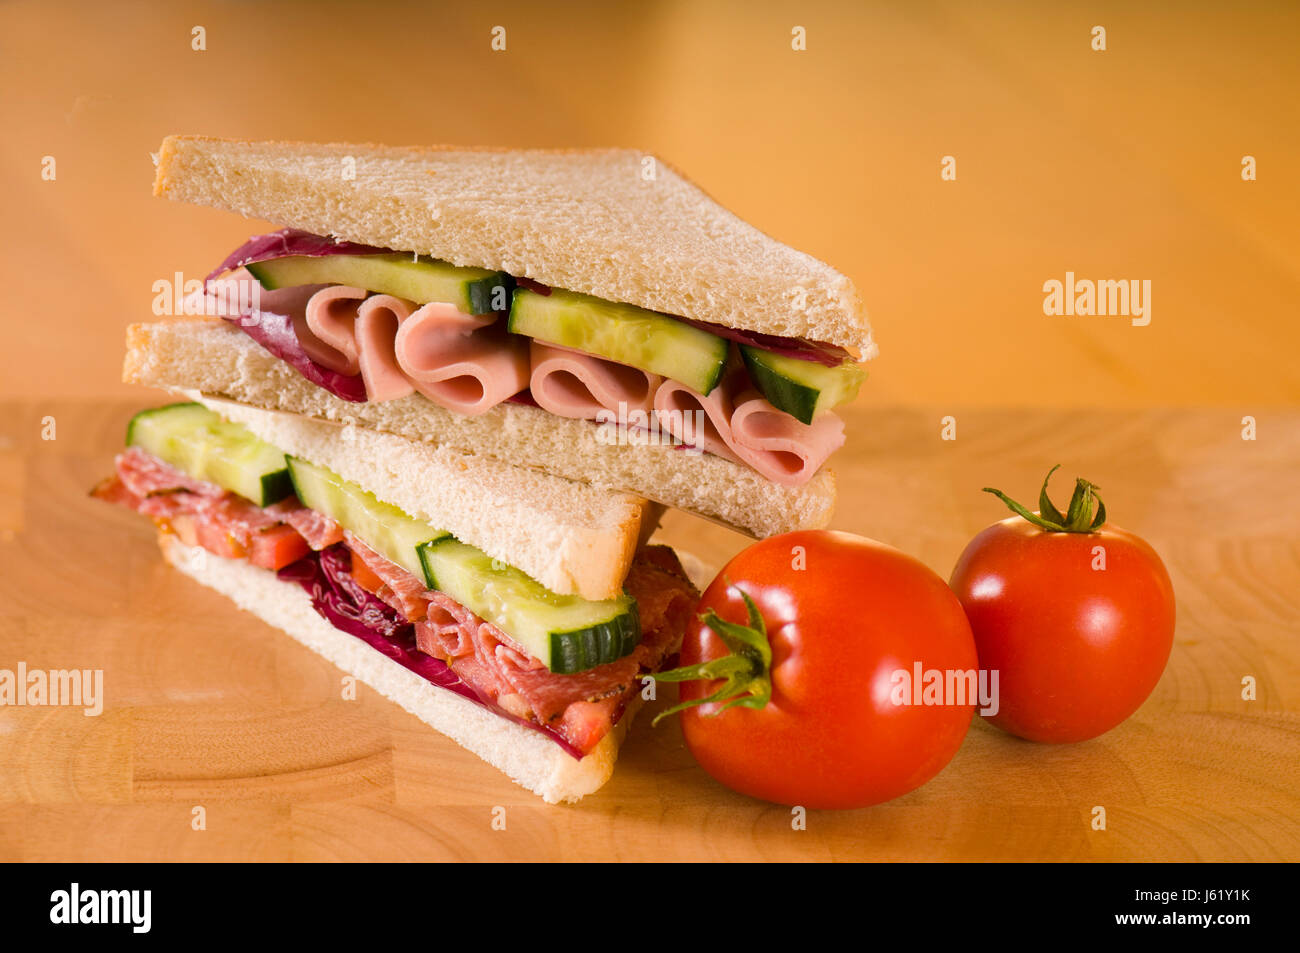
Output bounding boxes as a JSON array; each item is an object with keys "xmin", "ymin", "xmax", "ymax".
[{"xmin": 152, "ymin": 136, "xmax": 877, "ymax": 356}]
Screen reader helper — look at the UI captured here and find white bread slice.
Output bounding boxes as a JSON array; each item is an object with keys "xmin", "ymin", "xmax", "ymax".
[
  {"xmin": 124, "ymin": 319, "xmax": 837, "ymax": 537},
  {"xmin": 152, "ymin": 135, "xmax": 876, "ymax": 356},
  {"xmin": 158, "ymin": 534, "xmax": 636, "ymax": 803},
  {"xmin": 191, "ymin": 395, "xmax": 646, "ymax": 602}
]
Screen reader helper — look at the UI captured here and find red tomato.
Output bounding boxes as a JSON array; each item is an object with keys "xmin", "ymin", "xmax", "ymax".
[
  {"xmin": 247, "ymin": 523, "xmax": 311, "ymax": 571},
  {"xmin": 666, "ymin": 530, "xmax": 979, "ymax": 810},
  {"xmin": 949, "ymin": 469, "xmax": 1175, "ymax": 743},
  {"xmin": 193, "ymin": 515, "xmax": 247, "ymax": 560},
  {"xmin": 350, "ymin": 548, "xmax": 387, "ymax": 594}
]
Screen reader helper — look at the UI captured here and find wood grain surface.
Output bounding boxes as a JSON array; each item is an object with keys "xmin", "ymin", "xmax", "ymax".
[{"xmin": 0, "ymin": 399, "xmax": 1296, "ymax": 862}]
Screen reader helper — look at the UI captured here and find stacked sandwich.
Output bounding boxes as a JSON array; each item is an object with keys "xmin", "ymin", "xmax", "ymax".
[{"xmin": 95, "ymin": 136, "xmax": 875, "ymax": 802}]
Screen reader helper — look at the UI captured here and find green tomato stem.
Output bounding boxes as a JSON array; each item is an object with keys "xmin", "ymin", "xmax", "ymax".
[
  {"xmin": 983, "ymin": 464, "xmax": 1107, "ymax": 533},
  {"xmin": 651, "ymin": 583, "xmax": 773, "ymax": 726}
]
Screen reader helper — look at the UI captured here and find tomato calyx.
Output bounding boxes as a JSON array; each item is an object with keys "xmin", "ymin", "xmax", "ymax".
[
  {"xmin": 983, "ymin": 464, "xmax": 1107, "ymax": 533},
  {"xmin": 650, "ymin": 582, "xmax": 773, "ymax": 726}
]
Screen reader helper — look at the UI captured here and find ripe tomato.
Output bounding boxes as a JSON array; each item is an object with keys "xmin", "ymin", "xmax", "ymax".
[
  {"xmin": 949, "ymin": 467, "xmax": 1175, "ymax": 743},
  {"xmin": 658, "ymin": 530, "xmax": 979, "ymax": 810}
]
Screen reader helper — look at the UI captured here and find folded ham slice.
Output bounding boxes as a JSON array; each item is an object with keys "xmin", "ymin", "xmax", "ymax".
[
  {"xmin": 528, "ymin": 341, "xmax": 663, "ymax": 421},
  {"xmin": 654, "ymin": 377, "xmax": 845, "ymax": 487},
  {"xmin": 302, "ymin": 285, "xmax": 368, "ymax": 375},
  {"xmin": 393, "ymin": 303, "xmax": 529, "ymax": 415},
  {"xmin": 213, "ymin": 268, "xmax": 847, "ymax": 483},
  {"xmin": 296, "ymin": 287, "xmax": 527, "ymax": 412},
  {"xmin": 300, "ymin": 287, "xmax": 419, "ymax": 402},
  {"xmin": 354, "ymin": 295, "xmax": 417, "ymax": 402}
]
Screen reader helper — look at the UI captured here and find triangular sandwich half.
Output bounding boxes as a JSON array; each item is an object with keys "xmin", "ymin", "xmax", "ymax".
[
  {"xmin": 93, "ymin": 399, "xmax": 698, "ymax": 803},
  {"xmin": 126, "ymin": 136, "xmax": 876, "ymax": 537}
]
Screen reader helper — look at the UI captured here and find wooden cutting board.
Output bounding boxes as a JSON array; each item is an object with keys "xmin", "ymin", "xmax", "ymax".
[{"xmin": 0, "ymin": 400, "xmax": 1296, "ymax": 861}]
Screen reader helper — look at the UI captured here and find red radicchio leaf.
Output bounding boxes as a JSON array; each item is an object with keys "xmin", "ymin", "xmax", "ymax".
[
  {"xmin": 222, "ymin": 284, "xmax": 369, "ymax": 403},
  {"xmin": 277, "ymin": 545, "xmax": 585, "ymax": 760},
  {"xmin": 675, "ymin": 315, "xmax": 852, "ymax": 367}
]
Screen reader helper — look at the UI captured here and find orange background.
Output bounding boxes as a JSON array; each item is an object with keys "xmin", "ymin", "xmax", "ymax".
[{"xmin": 2, "ymin": 0, "xmax": 1297, "ymax": 407}]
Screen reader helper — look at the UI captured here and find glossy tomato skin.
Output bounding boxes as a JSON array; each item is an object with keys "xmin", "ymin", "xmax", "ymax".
[
  {"xmin": 949, "ymin": 517, "xmax": 1175, "ymax": 744},
  {"xmin": 679, "ymin": 530, "xmax": 979, "ymax": 810}
]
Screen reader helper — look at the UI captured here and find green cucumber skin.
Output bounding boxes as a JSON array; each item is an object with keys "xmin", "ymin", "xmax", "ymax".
[
  {"xmin": 465, "ymin": 272, "xmax": 515, "ymax": 314},
  {"xmin": 741, "ymin": 350, "xmax": 820, "ymax": 425},
  {"xmin": 697, "ymin": 349, "xmax": 727, "ymax": 396},
  {"xmin": 259, "ymin": 469, "xmax": 296, "ymax": 506},
  {"xmin": 507, "ymin": 288, "xmax": 728, "ymax": 395},
  {"xmin": 547, "ymin": 603, "xmax": 641, "ymax": 675},
  {"xmin": 415, "ymin": 539, "xmax": 441, "ymax": 591},
  {"xmin": 740, "ymin": 346, "xmax": 867, "ymax": 425}
]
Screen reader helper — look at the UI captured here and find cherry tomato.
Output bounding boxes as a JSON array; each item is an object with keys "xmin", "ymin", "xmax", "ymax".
[
  {"xmin": 658, "ymin": 530, "xmax": 979, "ymax": 810},
  {"xmin": 949, "ymin": 467, "xmax": 1175, "ymax": 743}
]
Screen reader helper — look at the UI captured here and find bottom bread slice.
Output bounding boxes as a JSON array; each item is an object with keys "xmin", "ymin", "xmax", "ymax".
[{"xmin": 158, "ymin": 533, "xmax": 641, "ymax": 804}]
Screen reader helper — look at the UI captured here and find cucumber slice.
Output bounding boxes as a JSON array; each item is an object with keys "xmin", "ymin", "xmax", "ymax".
[
  {"xmin": 740, "ymin": 347, "xmax": 867, "ymax": 424},
  {"xmin": 127, "ymin": 402, "xmax": 293, "ymax": 505},
  {"xmin": 420, "ymin": 539, "xmax": 640, "ymax": 674},
  {"xmin": 285, "ymin": 456, "xmax": 448, "ymax": 579},
  {"xmin": 508, "ymin": 288, "xmax": 728, "ymax": 395},
  {"xmin": 246, "ymin": 254, "xmax": 513, "ymax": 315}
]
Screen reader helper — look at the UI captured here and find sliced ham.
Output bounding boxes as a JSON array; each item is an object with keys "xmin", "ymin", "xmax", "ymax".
[
  {"xmin": 730, "ymin": 392, "xmax": 846, "ymax": 483},
  {"xmin": 302, "ymin": 285, "xmax": 369, "ymax": 374},
  {"xmin": 255, "ymin": 283, "xmax": 524, "ymax": 412},
  {"xmin": 393, "ymin": 302, "xmax": 529, "ymax": 415},
  {"xmin": 654, "ymin": 376, "xmax": 845, "ymax": 487},
  {"xmin": 354, "ymin": 295, "xmax": 417, "ymax": 402},
  {"xmin": 528, "ymin": 340, "xmax": 663, "ymax": 422},
  {"xmin": 653, "ymin": 377, "xmax": 746, "ymax": 467},
  {"xmin": 205, "ymin": 268, "xmax": 846, "ymax": 483}
]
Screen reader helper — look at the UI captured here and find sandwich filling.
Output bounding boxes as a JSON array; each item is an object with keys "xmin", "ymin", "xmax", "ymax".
[
  {"xmin": 194, "ymin": 229, "xmax": 863, "ymax": 488},
  {"xmin": 93, "ymin": 406, "xmax": 698, "ymax": 758}
]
